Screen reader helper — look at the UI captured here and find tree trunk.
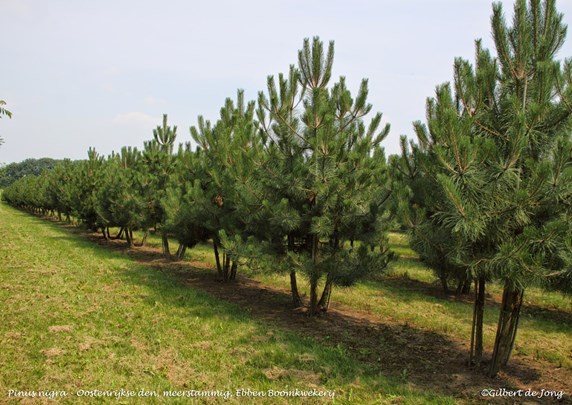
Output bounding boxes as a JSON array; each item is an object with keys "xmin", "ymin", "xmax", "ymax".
[
  {"xmin": 308, "ymin": 277, "xmax": 319, "ymax": 316},
  {"xmin": 102, "ymin": 228, "xmax": 108, "ymax": 240},
  {"xmin": 213, "ymin": 240, "xmax": 223, "ymax": 279},
  {"xmin": 287, "ymin": 235, "xmax": 304, "ymax": 308},
  {"xmin": 161, "ymin": 232, "xmax": 171, "ymax": 260},
  {"xmin": 222, "ymin": 254, "xmax": 231, "ymax": 282},
  {"xmin": 308, "ymin": 234, "xmax": 320, "ymax": 316},
  {"xmin": 289, "ymin": 271, "xmax": 304, "ymax": 308},
  {"xmin": 500, "ymin": 288, "xmax": 524, "ymax": 366},
  {"xmin": 469, "ymin": 276, "xmax": 486, "ymax": 367},
  {"xmin": 139, "ymin": 230, "xmax": 149, "ymax": 247},
  {"xmin": 456, "ymin": 273, "xmax": 472, "ymax": 296},
  {"xmin": 114, "ymin": 227, "xmax": 124, "ymax": 239},
  {"xmin": 318, "ymin": 273, "xmax": 333, "ymax": 312},
  {"xmin": 488, "ymin": 285, "xmax": 524, "ymax": 377},
  {"xmin": 125, "ymin": 228, "xmax": 134, "ymax": 247},
  {"xmin": 229, "ymin": 260, "xmax": 238, "ymax": 281},
  {"xmin": 176, "ymin": 244, "xmax": 187, "ymax": 261},
  {"xmin": 439, "ymin": 274, "xmax": 450, "ymax": 295}
]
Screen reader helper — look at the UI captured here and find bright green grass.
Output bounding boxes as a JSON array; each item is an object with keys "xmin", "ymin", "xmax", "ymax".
[
  {"xmin": 249, "ymin": 232, "xmax": 572, "ymax": 370},
  {"xmin": 140, "ymin": 230, "xmax": 572, "ymax": 370},
  {"xmin": 0, "ymin": 204, "xmax": 456, "ymax": 404}
]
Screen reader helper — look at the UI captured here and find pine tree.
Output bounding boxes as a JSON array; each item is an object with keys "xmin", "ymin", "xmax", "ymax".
[
  {"xmin": 69, "ymin": 148, "xmax": 104, "ymax": 231},
  {"xmin": 45, "ymin": 159, "xmax": 76, "ymax": 221},
  {"xmin": 187, "ymin": 90, "xmax": 259, "ymax": 281},
  {"xmin": 400, "ymin": 0, "xmax": 572, "ymax": 376},
  {"xmin": 95, "ymin": 147, "xmax": 148, "ymax": 247},
  {"xmin": 143, "ymin": 114, "xmax": 178, "ymax": 257},
  {"xmin": 256, "ymin": 37, "xmax": 393, "ymax": 315},
  {"xmin": 160, "ymin": 143, "xmax": 209, "ymax": 262}
]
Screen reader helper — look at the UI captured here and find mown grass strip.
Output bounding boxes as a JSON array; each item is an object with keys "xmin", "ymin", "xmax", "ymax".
[{"xmin": 0, "ymin": 203, "xmax": 456, "ymax": 404}]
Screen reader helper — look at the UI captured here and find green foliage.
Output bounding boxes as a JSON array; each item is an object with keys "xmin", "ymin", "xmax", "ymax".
[
  {"xmin": 144, "ymin": 114, "xmax": 179, "ymax": 256},
  {"xmin": 184, "ymin": 90, "xmax": 260, "ymax": 278},
  {"xmin": 395, "ymin": 0, "xmax": 572, "ymax": 376},
  {"xmin": 95, "ymin": 147, "xmax": 149, "ymax": 243},
  {"xmin": 254, "ymin": 36, "xmax": 394, "ymax": 314},
  {"xmin": 0, "ymin": 100, "xmax": 11, "ymax": 119},
  {"xmin": 0, "ymin": 158, "xmax": 60, "ymax": 188},
  {"xmin": 0, "ymin": 99, "xmax": 12, "ymax": 148}
]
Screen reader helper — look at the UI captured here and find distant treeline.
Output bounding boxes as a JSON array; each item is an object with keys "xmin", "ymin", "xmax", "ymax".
[{"xmin": 0, "ymin": 158, "xmax": 61, "ymax": 188}]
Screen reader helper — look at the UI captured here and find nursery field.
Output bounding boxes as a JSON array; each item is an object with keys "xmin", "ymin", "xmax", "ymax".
[{"xmin": 0, "ymin": 202, "xmax": 571, "ymax": 404}]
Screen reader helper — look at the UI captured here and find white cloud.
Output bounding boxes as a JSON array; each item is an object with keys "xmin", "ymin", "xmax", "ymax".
[
  {"xmin": 112, "ymin": 111, "xmax": 158, "ymax": 127},
  {"xmin": 143, "ymin": 96, "xmax": 166, "ymax": 106}
]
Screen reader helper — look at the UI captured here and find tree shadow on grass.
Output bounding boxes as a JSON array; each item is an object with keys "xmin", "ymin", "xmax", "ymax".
[{"xmin": 40, "ymin": 218, "xmax": 572, "ymax": 404}]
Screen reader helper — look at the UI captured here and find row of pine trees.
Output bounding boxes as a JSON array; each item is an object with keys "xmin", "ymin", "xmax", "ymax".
[{"xmin": 4, "ymin": 0, "xmax": 572, "ymax": 378}]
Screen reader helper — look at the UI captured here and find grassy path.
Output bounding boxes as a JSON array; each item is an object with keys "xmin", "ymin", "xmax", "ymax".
[{"xmin": 0, "ymin": 203, "xmax": 455, "ymax": 404}]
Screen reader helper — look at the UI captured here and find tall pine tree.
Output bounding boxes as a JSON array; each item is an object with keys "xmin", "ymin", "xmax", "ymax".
[
  {"xmin": 399, "ymin": 0, "xmax": 572, "ymax": 376},
  {"xmin": 256, "ymin": 37, "xmax": 393, "ymax": 315}
]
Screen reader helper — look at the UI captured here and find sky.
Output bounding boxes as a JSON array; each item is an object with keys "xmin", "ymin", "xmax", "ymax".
[{"xmin": 2, "ymin": 0, "xmax": 572, "ymax": 165}]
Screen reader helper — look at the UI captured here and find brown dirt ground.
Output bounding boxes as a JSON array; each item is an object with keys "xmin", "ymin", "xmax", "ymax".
[{"xmin": 59, "ymin": 223, "xmax": 572, "ymax": 404}]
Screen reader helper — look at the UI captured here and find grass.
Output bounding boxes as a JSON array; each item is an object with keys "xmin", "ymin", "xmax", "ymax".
[
  {"xmin": 248, "ymin": 232, "xmax": 572, "ymax": 371},
  {"xmin": 140, "ymin": 229, "xmax": 572, "ymax": 372},
  {"xmin": 0, "ymin": 203, "xmax": 457, "ymax": 404}
]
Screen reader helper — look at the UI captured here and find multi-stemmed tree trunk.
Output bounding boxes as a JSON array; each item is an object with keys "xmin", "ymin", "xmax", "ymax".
[{"xmin": 489, "ymin": 285, "xmax": 525, "ymax": 376}]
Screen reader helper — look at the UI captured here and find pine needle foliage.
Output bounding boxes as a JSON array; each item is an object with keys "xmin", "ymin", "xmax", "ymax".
[
  {"xmin": 395, "ymin": 0, "xmax": 572, "ymax": 376},
  {"xmin": 255, "ymin": 37, "xmax": 394, "ymax": 315}
]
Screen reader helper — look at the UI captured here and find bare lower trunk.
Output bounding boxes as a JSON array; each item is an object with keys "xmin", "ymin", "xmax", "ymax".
[
  {"xmin": 114, "ymin": 227, "xmax": 124, "ymax": 239},
  {"xmin": 161, "ymin": 232, "xmax": 171, "ymax": 260},
  {"xmin": 213, "ymin": 240, "xmax": 222, "ymax": 279},
  {"xmin": 222, "ymin": 253, "xmax": 231, "ymax": 282},
  {"xmin": 469, "ymin": 276, "xmax": 486, "ymax": 367},
  {"xmin": 125, "ymin": 228, "xmax": 134, "ymax": 247},
  {"xmin": 173, "ymin": 243, "xmax": 187, "ymax": 261},
  {"xmin": 308, "ymin": 234, "xmax": 320, "ymax": 316},
  {"xmin": 229, "ymin": 260, "xmax": 238, "ymax": 281},
  {"xmin": 289, "ymin": 271, "xmax": 304, "ymax": 308},
  {"xmin": 308, "ymin": 277, "xmax": 319, "ymax": 316},
  {"xmin": 488, "ymin": 286, "xmax": 524, "ymax": 377},
  {"xmin": 139, "ymin": 230, "xmax": 149, "ymax": 247},
  {"xmin": 318, "ymin": 273, "xmax": 333, "ymax": 311},
  {"xmin": 287, "ymin": 235, "xmax": 304, "ymax": 308},
  {"xmin": 456, "ymin": 274, "xmax": 472, "ymax": 295}
]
